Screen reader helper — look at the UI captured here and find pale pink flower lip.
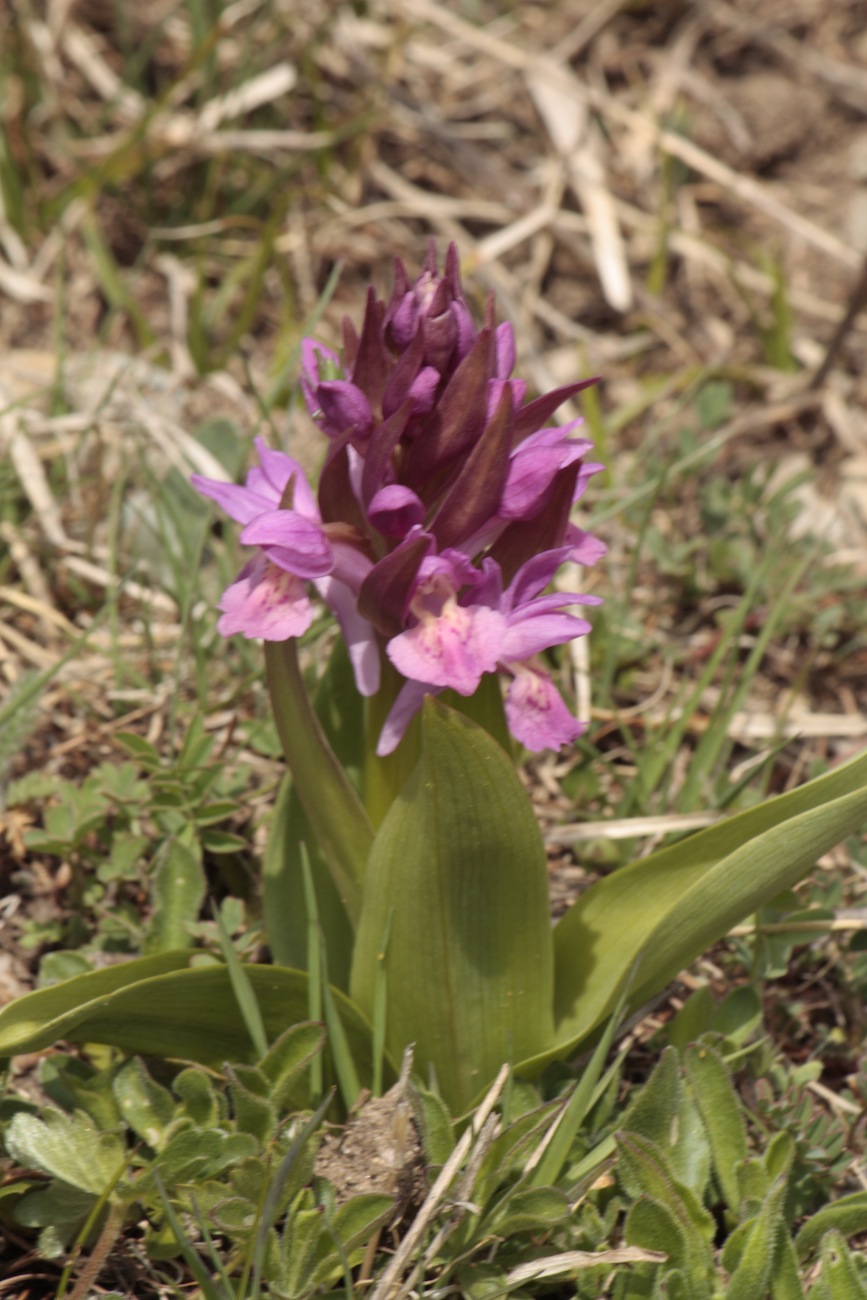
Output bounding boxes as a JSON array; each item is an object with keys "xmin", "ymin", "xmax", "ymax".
[{"xmin": 217, "ymin": 556, "xmax": 314, "ymax": 642}]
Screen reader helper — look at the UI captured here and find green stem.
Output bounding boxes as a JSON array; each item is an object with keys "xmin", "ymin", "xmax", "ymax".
[{"xmin": 265, "ymin": 640, "xmax": 371, "ymax": 925}]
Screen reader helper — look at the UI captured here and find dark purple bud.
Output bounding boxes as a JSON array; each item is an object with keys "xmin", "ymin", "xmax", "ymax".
[
  {"xmin": 513, "ymin": 378, "xmax": 599, "ymax": 442},
  {"xmin": 382, "ymin": 324, "xmax": 427, "ymax": 419},
  {"xmin": 300, "ymin": 339, "xmax": 342, "ymax": 422},
  {"xmin": 358, "ymin": 403, "xmax": 413, "ymax": 509},
  {"xmin": 351, "ymin": 288, "xmax": 389, "ymax": 411},
  {"xmin": 443, "ymin": 242, "xmax": 462, "ymax": 296},
  {"xmin": 317, "ymin": 381, "xmax": 374, "ymax": 440},
  {"xmin": 423, "ymin": 239, "xmax": 439, "ymax": 276},
  {"xmin": 404, "ymin": 327, "xmax": 494, "ymax": 490},
  {"xmin": 486, "ymin": 377, "xmax": 526, "ymax": 421},
  {"xmin": 361, "ymin": 402, "xmax": 412, "ymax": 507},
  {"xmin": 318, "ymin": 442, "xmax": 367, "ymax": 533},
  {"xmin": 450, "ymin": 301, "xmax": 477, "ymax": 365},
  {"xmin": 422, "ymin": 306, "xmax": 459, "ymax": 373},
  {"xmin": 495, "ymin": 322, "xmax": 516, "ymax": 379},
  {"xmin": 431, "ymin": 383, "xmax": 514, "ymax": 550},
  {"xmin": 342, "ymin": 315, "xmax": 359, "ymax": 372},
  {"xmin": 368, "ymin": 485, "xmax": 425, "ymax": 538},
  {"xmin": 489, "ymin": 461, "xmax": 582, "ymax": 586},
  {"xmin": 389, "ymin": 293, "xmax": 420, "ymax": 351},
  {"xmin": 358, "ymin": 528, "xmax": 433, "ymax": 637},
  {"xmin": 391, "ymin": 256, "xmax": 411, "ymax": 300},
  {"xmin": 407, "ymin": 367, "xmax": 440, "ymax": 419},
  {"xmin": 427, "ymin": 275, "xmax": 450, "ymax": 321}
]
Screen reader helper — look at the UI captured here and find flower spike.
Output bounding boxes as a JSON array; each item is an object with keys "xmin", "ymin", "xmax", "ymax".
[{"xmin": 193, "ymin": 244, "xmax": 605, "ymax": 753}]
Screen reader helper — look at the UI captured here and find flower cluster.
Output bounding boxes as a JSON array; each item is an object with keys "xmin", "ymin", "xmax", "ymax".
[{"xmin": 192, "ymin": 245, "xmax": 605, "ymax": 754}]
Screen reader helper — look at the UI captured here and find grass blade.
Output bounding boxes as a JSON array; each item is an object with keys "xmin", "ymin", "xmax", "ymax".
[{"xmin": 211, "ymin": 901, "xmax": 269, "ymax": 1060}]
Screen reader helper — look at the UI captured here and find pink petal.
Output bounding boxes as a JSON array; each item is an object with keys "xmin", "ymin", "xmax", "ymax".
[
  {"xmin": 504, "ymin": 669, "xmax": 583, "ymax": 751},
  {"xmin": 315, "ymin": 576, "xmax": 381, "ymax": 697},
  {"xmin": 377, "ymin": 680, "xmax": 438, "ymax": 756},
  {"xmin": 253, "ymin": 438, "xmax": 319, "ymax": 518},
  {"xmin": 191, "ymin": 475, "xmax": 274, "ymax": 524},
  {"xmin": 240, "ymin": 511, "xmax": 333, "ymax": 578},
  {"xmin": 500, "ymin": 612, "xmax": 592, "ymax": 661},
  {"xmin": 217, "ymin": 559, "xmax": 313, "ymax": 641},
  {"xmin": 565, "ymin": 526, "xmax": 608, "ymax": 566}
]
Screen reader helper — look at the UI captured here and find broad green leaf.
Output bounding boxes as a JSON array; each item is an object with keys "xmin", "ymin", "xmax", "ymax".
[
  {"xmin": 624, "ymin": 1193, "xmax": 713, "ymax": 1300},
  {"xmin": 548, "ymin": 750, "xmax": 867, "ymax": 1062},
  {"xmin": 226, "ymin": 1065, "xmax": 276, "ymax": 1142},
  {"xmin": 684, "ymin": 1041, "xmax": 747, "ymax": 1213},
  {"xmin": 737, "ymin": 1155, "xmax": 772, "ymax": 1214},
  {"xmin": 264, "ymin": 639, "xmax": 372, "ymax": 926},
  {"xmin": 0, "ymin": 955, "xmax": 373, "ymax": 1077},
  {"xmin": 712, "ymin": 984, "xmax": 763, "ymax": 1046},
  {"xmin": 13, "ymin": 1183, "xmax": 98, "ymax": 1255},
  {"xmin": 39, "ymin": 1055, "xmax": 121, "ymax": 1131},
  {"xmin": 0, "ymin": 951, "xmax": 194, "ymax": 1051},
  {"xmin": 666, "ymin": 986, "xmax": 716, "ymax": 1056},
  {"xmin": 172, "ymin": 1066, "xmax": 223, "ymax": 1128},
  {"xmin": 138, "ymin": 1128, "xmax": 257, "ymax": 1192},
  {"xmin": 456, "ymin": 1263, "xmax": 511, "ymax": 1300},
  {"xmin": 350, "ymin": 699, "xmax": 554, "ymax": 1113},
  {"xmin": 325, "ymin": 1192, "xmax": 395, "ymax": 1255},
  {"xmin": 264, "ymin": 775, "xmax": 354, "ymax": 989},
  {"xmin": 772, "ymin": 1231, "xmax": 807, "ymax": 1300},
  {"xmin": 264, "ymin": 637, "xmax": 362, "ymax": 986}
]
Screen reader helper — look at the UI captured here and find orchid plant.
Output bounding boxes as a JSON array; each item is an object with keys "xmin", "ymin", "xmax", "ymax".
[{"xmin": 2, "ymin": 247, "xmax": 867, "ymax": 1117}]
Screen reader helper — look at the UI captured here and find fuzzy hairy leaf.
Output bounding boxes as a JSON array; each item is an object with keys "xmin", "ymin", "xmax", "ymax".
[{"xmin": 5, "ymin": 1108, "xmax": 125, "ymax": 1195}]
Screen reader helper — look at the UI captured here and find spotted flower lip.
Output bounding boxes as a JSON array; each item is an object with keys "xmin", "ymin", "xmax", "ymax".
[{"xmin": 194, "ymin": 244, "xmax": 606, "ymax": 753}]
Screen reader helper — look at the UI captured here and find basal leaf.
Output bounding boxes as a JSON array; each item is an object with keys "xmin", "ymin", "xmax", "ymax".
[
  {"xmin": 349, "ymin": 698, "xmax": 554, "ymax": 1113},
  {"xmin": 264, "ymin": 640, "xmax": 372, "ymax": 926},
  {"xmin": 545, "ymin": 752, "xmax": 867, "ymax": 1067},
  {"xmin": 0, "ymin": 955, "xmax": 372, "ymax": 1078},
  {"xmin": 263, "ymin": 636, "xmax": 361, "ymax": 987}
]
